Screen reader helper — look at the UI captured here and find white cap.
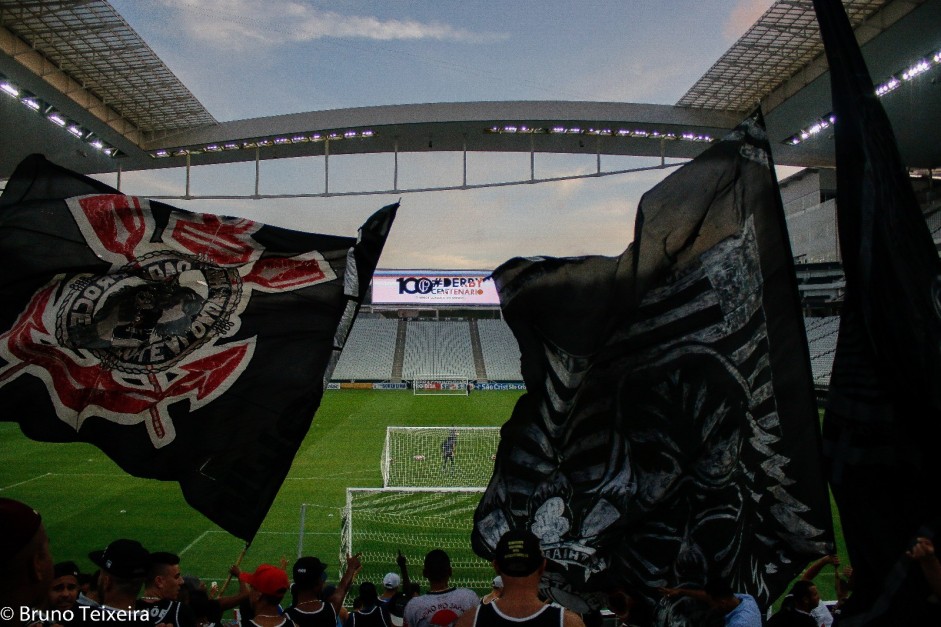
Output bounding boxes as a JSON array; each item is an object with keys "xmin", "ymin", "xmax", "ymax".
[
  {"xmin": 492, "ymin": 576, "xmax": 503, "ymax": 589},
  {"xmin": 383, "ymin": 572, "xmax": 401, "ymax": 589}
]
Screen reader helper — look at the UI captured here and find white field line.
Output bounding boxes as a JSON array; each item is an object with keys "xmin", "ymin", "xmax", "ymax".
[
  {"xmin": 0, "ymin": 472, "xmax": 52, "ymax": 491},
  {"xmin": 179, "ymin": 530, "xmax": 213, "ymax": 556}
]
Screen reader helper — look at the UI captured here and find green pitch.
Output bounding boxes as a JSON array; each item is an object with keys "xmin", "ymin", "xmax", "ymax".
[
  {"xmin": 0, "ymin": 390, "xmax": 521, "ymax": 590},
  {"xmin": 0, "ymin": 391, "xmax": 845, "ymax": 604}
]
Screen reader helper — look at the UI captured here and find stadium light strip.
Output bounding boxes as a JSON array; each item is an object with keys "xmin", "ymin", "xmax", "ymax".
[
  {"xmin": 484, "ymin": 125, "xmax": 714, "ymax": 143},
  {"xmin": 0, "ymin": 73, "xmax": 119, "ymax": 157},
  {"xmin": 150, "ymin": 129, "xmax": 378, "ymax": 159},
  {"xmin": 785, "ymin": 47, "xmax": 941, "ymax": 146}
]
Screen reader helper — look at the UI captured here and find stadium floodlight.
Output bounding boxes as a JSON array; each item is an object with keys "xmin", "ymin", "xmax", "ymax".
[
  {"xmin": 67, "ymin": 125, "xmax": 84, "ymax": 138},
  {"xmin": 22, "ymin": 98, "xmax": 40, "ymax": 111},
  {"xmin": 1, "ymin": 82, "xmax": 19, "ymax": 97},
  {"xmin": 786, "ymin": 47, "xmax": 941, "ymax": 145},
  {"xmin": 902, "ymin": 59, "xmax": 931, "ymax": 81},
  {"xmin": 48, "ymin": 113, "xmax": 66, "ymax": 127}
]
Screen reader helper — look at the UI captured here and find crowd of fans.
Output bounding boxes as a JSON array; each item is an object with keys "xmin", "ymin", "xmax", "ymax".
[{"xmin": 4, "ymin": 496, "xmax": 939, "ymax": 627}]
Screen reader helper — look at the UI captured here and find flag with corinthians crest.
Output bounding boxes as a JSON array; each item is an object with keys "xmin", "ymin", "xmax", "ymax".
[{"xmin": 0, "ymin": 154, "xmax": 396, "ymax": 540}]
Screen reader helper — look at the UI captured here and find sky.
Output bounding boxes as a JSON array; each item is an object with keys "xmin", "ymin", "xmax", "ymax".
[{"xmin": 106, "ymin": 0, "xmax": 782, "ymax": 270}]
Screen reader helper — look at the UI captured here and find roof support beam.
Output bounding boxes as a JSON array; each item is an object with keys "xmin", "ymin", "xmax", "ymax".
[{"xmin": 0, "ymin": 23, "xmax": 142, "ymax": 145}]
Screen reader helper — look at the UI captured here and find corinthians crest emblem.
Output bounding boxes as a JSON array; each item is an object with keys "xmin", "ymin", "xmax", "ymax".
[{"xmin": 0, "ymin": 194, "xmax": 337, "ymax": 448}]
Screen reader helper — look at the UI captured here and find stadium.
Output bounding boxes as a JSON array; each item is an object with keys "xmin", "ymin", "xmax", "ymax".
[{"xmin": 1, "ymin": 1, "xmax": 940, "ymax": 625}]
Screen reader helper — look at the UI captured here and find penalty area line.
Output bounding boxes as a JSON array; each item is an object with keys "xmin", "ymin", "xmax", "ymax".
[
  {"xmin": 0, "ymin": 472, "xmax": 52, "ymax": 491},
  {"xmin": 179, "ymin": 530, "xmax": 213, "ymax": 557}
]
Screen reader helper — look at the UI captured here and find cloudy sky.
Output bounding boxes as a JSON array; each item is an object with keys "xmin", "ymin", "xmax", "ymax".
[{"xmin": 107, "ymin": 0, "xmax": 782, "ymax": 270}]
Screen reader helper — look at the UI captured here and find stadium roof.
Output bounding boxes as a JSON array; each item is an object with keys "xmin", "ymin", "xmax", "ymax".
[{"xmin": 0, "ymin": 0, "xmax": 939, "ymax": 184}]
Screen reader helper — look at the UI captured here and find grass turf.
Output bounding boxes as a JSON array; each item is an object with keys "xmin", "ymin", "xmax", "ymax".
[{"xmin": 0, "ymin": 390, "xmax": 845, "ymax": 604}]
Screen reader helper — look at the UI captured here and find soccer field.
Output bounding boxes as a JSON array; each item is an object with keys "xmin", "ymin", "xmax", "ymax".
[
  {"xmin": 0, "ymin": 390, "xmax": 522, "ymax": 592},
  {"xmin": 0, "ymin": 392, "xmax": 846, "ymax": 605}
]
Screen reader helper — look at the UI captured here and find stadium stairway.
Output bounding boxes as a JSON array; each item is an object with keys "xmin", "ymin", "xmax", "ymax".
[
  {"xmin": 468, "ymin": 319, "xmax": 488, "ymax": 380},
  {"xmin": 391, "ymin": 319, "xmax": 407, "ymax": 382}
]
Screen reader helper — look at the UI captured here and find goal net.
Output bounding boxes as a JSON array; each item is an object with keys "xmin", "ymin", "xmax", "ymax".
[
  {"xmin": 381, "ymin": 426, "xmax": 500, "ymax": 488},
  {"xmin": 413, "ymin": 375, "xmax": 470, "ymax": 396},
  {"xmin": 340, "ymin": 488, "xmax": 492, "ymax": 593}
]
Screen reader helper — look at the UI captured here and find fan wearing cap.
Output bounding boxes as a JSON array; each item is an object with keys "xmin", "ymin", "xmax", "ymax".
[
  {"xmin": 454, "ymin": 530, "xmax": 585, "ymax": 627},
  {"xmin": 285, "ymin": 553, "xmax": 362, "ymax": 627},
  {"xmin": 136, "ymin": 551, "xmax": 197, "ymax": 627},
  {"xmin": 88, "ymin": 538, "xmax": 154, "ymax": 623},
  {"xmin": 46, "ymin": 561, "xmax": 82, "ymax": 613},
  {"xmin": 241, "ymin": 564, "xmax": 297, "ymax": 627},
  {"xmin": 0, "ymin": 498, "xmax": 55, "ymax": 626}
]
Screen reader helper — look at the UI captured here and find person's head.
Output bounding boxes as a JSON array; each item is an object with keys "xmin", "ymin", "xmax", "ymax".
[
  {"xmin": 423, "ymin": 549, "xmax": 452, "ymax": 584},
  {"xmin": 358, "ymin": 581, "xmax": 379, "ymax": 609},
  {"xmin": 703, "ymin": 579, "xmax": 738, "ymax": 614},
  {"xmin": 383, "ymin": 572, "xmax": 401, "ymax": 595},
  {"xmin": 240, "ymin": 564, "xmax": 290, "ymax": 610},
  {"xmin": 293, "ymin": 556, "xmax": 328, "ymax": 592},
  {"xmin": 0, "ymin": 498, "xmax": 55, "ymax": 610},
  {"xmin": 146, "ymin": 552, "xmax": 183, "ymax": 601},
  {"xmin": 89, "ymin": 539, "xmax": 151, "ymax": 605},
  {"xmin": 493, "ymin": 529, "xmax": 545, "ymax": 581},
  {"xmin": 787, "ymin": 580, "xmax": 820, "ymax": 612},
  {"xmin": 48, "ymin": 561, "xmax": 81, "ymax": 611}
]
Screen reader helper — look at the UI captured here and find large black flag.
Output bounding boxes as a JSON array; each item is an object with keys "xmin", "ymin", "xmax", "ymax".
[
  {"xmin": 0, "ymin": 154, "xmax": 396, "ymax": 541},
  {"xmin": 471, "ymin": 112, "xmax": 833, "ymax": 624},
  {"xmin": 813, "ymin": 1, "xmax": 941, "ymax": 624}
]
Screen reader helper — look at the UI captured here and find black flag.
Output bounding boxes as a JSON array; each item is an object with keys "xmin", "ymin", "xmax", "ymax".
[
  {"xmin": 812, "ymin": 1, "xmax": 941, "ymax": 624},
  {"xmin": 471, "ymin": 112, "xmax": 833, "ymax": 623},
  {"xmin": 0, "ymin": 154, "xmax": 396, "ymax": 541}
]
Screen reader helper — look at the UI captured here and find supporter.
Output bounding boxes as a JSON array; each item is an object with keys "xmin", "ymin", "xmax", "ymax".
[
  {"xmin": 799, "ymin": 555, "xmax": 840, "ymax": 626},
  {"xmin": 403, "ymin": 549, "xmax": 478, "ymax": 627},
  {"xmin": 88, "ymin": 538, "xmax": 154, "ymax": 624},
  {"xmin": 286, "ymin": 554, "xmax": 362, "ymax": 627},
  {"xmin": 660, "ymin": 579, "xmax": 762, "ymax": 626},
  {"xmin": 766, "ymin": 581, "xmax": 819, "ymax": 627},
  {"xmin": 137, "ymin": 551, "xmax": 196, "ymax": 626},
  {"xmin": 455, "ymin": 529, "xmax": 584, "ymax": 627},
  {"xmin": 346, "ymin": 582, "xmax": 390, "ymax": 627},
  {"xmin": 0, "ymin": 497, "xmax": 55, "ymax": 626},
  {"xmin": 181, "ymin": 570, "xmax": 248, "ymax": 626},
  {"xmin": 47, "ymin": 561, "xmax": 82, "ymax": 612},
  {"xmin": 240, "ymin": 564, "xmax": 295, "ymax": 627},
  {"xmin": 380, "ymin": 573, "xmax": 402, "ymax": 608},
  {"xmin": 907, "ymin": 536, "xmax": 941, "ymax": 597},
  {"xmin": 481, "ymin": 577, "xmax": 503, "ymax": 605}
]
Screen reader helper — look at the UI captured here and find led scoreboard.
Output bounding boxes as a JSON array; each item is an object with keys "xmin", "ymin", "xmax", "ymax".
[{"xmin": 371, "ymin": 270, "xmax": 500, "ymax": 306}]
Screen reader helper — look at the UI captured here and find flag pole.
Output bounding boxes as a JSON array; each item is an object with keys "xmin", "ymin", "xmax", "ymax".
[{"xmin": 213, "ymin": 542, "xmax": 250, "ymax": 599}]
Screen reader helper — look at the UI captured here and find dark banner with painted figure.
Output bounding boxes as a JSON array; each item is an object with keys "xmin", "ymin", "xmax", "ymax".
[
  {"xmin": 472, "ymin": 112, "xmax": 833, "ymax": 623},
  {"xmin": 0, "ymin": 154, "xmax": 396, "ymax": 541}
]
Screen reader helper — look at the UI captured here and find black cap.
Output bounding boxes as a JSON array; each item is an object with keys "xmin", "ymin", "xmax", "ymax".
[
  {"xmin": 293, "ymin": 556, "xmax": 327, "ymax": 587},
  {"xmin": 89, "ymin": 539, "xmax": 150, "ymax": 579},
  {"xmin": 494, "ymin": 529, "xmax": 543, "ymax": 577},
  {"xmin": 53, "ymin": 561, "xmax": 81, "ymax": 579}
]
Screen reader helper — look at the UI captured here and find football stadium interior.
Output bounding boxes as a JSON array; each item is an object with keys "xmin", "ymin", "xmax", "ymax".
[{"xmin": 2, "ymin": 0, "xmax": 940, "ymax": 621}]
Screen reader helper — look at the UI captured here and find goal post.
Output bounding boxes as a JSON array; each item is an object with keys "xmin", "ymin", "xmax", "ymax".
[
  {"xmin": 380, "ymin": 426, "xmax": 500, "ymax": 488},
  {"xmin": 341, "ymin": 488, "xmax": 492, "ymax": 594},
  {"xmin": 412, "ymin": 374, "xmax": 471, "ymax": 396}
]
